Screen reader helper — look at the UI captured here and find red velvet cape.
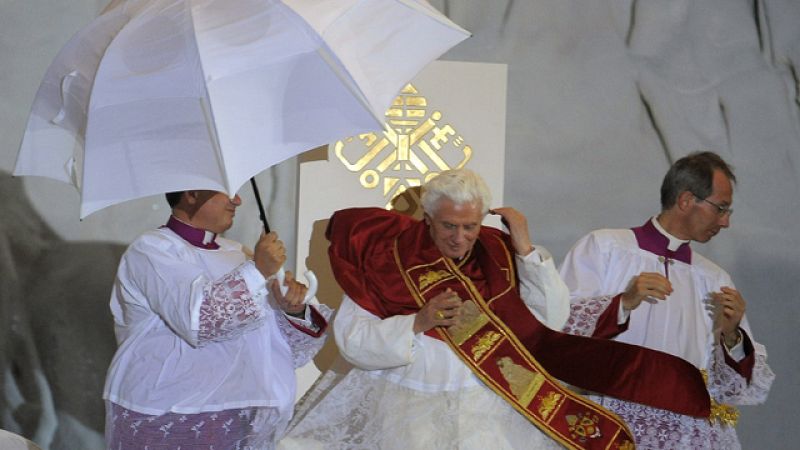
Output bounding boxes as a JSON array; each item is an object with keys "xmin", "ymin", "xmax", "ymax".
[{"xmin": 327, "ymin": 207, "xmax": 711, "ymax": 418}]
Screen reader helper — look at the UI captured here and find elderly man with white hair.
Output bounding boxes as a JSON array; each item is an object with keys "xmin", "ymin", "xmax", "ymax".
[{"xmin": 280, "ymin": 168, "xmax": 698, "ymax": 449}]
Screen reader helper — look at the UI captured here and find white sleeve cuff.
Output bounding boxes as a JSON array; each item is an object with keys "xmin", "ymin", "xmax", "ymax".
[
  {"xmin": 725, "ymin": 340, "xmax": 747, "ymax": 361},
  {"xmin": 518, "ymin": 245, "xmax": 552, "ymax": 265},
  {"xmin": 284, "ymin": 307, "xmax": 318, "ymax": 331},
  {"xmin": 618, "ymin": 301, "xmax": 631, "ymax": 324},
  {"xmin": 239, "ymin": 260, "xmax": 268, "ymax": 301}
]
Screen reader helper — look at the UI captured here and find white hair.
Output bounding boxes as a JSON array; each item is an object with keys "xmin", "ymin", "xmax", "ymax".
[{"xmin": 421, "ymin": 169, "xmax": 492, "ymax": 216}]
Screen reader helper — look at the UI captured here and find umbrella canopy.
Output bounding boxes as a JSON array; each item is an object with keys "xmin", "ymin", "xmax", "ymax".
[{"xmin": 15, "ymin": 0, "xmax": 469, "ymax": 218}]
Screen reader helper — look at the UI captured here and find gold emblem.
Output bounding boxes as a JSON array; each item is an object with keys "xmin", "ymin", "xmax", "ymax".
[
  {"xmin": 334, "ymin": 84, "xmax": 473, "ymax": 210},
  {"xmin": 497, "ymin": 356, "xmax": 545, "ymax": 407},
  {"xmin": 470, "ymin": 331, "xmax": 502, "ymax": 361},
  {"xmin": 566, "ymin": 413, "xmax": 602, "ymax": 441},
  {"xmin": 418, "ymin": 269, "xmax": 451, "ymax": 291},
  {"xmin": 537, "ymin": 391, "xmax": 562, "ymax": 420}
]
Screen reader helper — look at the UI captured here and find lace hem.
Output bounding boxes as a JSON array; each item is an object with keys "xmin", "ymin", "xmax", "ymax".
[
  {"xmin": 198, "ymin": 267, "xmax": 266, "ymax": 345},
  {"xmin": 281, "ymin": 366, "xmax": 562, "ymax": 450},
  {"xmin": 709, "ymin": 341, "xmax": 774, "ymax": 405},
  {"xmin": 105, "ymin": 402, "xmax": 284, "ymax": 450}
]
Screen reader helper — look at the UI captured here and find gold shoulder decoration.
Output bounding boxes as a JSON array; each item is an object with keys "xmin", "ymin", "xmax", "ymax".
[{"xmin": 334, "ymin": 83, "xmax": 474, "ymax": 212}]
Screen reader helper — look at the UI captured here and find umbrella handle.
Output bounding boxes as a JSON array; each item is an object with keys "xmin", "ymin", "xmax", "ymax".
[
  {"xmin": 52, "ymin": 71, "xmax": 78, "ymax": 125},
  {"xmin": 274, "ymin": 266, "xmax": 318, "ymax": 305},
  {"xmin": 250, "ymin": 178, "xmax": 271, "ymax": 233}
]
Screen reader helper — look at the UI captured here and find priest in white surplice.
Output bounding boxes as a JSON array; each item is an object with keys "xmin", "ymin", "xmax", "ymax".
[{"xmin": 560, "ymin": 151, "xmax": 774, "ymax": 449}]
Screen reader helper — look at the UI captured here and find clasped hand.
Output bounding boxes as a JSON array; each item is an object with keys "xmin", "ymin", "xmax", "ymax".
[
  {"xmin": 269, "ymin": 271, "xmax": 308, "ymax": 316},
  {"xmin": 709, "ymin": 286, "xmax": 745, "ymax": 344},
  {"xmin": 621, "ymin": 272, "xmax": 673, "ymax": 310},
  {"xmin": 622, "ymin": 273, "xmax": 745, "ymax": 346},
  {"xmin": 254, "ymin": 231, "xmax": 307, "ymax": 316}
]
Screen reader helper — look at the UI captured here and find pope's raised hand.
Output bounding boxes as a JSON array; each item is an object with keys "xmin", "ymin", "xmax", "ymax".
[{"xmin": 490, "ymin": 207, "xmax": 534, "ymax": 256}]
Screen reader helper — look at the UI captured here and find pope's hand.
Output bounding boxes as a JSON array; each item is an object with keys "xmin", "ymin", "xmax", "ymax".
[
  {"xmin": 413, "ymin": 288, "xmax": 462, "ymax": 334},
  {"xmin": 490, "ymin": 207, "xmax": 534, "ymax": 256}
]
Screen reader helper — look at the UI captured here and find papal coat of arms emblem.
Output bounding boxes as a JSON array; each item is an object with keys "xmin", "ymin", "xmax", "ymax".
[{"xmin": 334, "ymin": 84, "xmax": 473, "ymax": 212}]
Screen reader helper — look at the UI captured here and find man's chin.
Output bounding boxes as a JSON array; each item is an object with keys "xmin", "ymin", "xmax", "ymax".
[
  {"xmin": 697, "ymin": 233, "xmax": 716, "ymax": 243},
  {"xmin": 445, "ymin": 250, "xmax": 467, "ymax": 259},
  {"xmin": 210, "ymin": 221, "xmax": 233, "ymax": 234}
]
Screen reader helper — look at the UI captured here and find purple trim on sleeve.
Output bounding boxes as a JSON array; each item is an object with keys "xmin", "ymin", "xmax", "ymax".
[
  {"xmin": 592, "ymin": 294, "xmax": 629, "ymax": 339},
  {"xmin": 287, "ymin": 306, "xmax": 329, "ymax": 338},
  {"xmin": 722, "ymin": 328, "xmax": 755, "ymax": 382}
]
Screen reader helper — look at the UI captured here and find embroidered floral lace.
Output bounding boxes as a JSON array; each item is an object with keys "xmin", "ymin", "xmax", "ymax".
[
  {"xmin": 277, "ymin": 312, "xmax": 332, "ymax": 368},
  {"xmin": 585, "ymin": 394, "xmax": 740, "ymax": 450},
  {"xmin": 106, "ymin": 402, "xmax": 282, "ymax": 450},
  {"xmin": 198, "ymin": 267, "xmax": 266, "ymax": 345},
  {"xmin": 562, "ymin": 295, "xmax": 614, "ymax": 337},
  {"xmin": 708, "ymin": 342, "xmax": 774, "ymax": 405}
]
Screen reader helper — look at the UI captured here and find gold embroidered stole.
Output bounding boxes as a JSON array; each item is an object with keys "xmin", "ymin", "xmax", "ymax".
[{"xmin": 393, "ymin": 236, "xmax": 636, "ymax": 450}]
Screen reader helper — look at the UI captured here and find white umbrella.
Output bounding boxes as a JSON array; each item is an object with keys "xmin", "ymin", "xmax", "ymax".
[{"xmin": 14, "ymin": 0, "xmax": 469, "ymax": 219}]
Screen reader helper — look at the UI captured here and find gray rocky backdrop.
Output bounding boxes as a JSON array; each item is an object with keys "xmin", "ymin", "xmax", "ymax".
[{"xmin": 1, "ymin": 0, "xmax": 797, "ymax": 448}]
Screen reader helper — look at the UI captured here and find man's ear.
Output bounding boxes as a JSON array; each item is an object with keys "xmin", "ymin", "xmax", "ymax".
[
  {"xmin": 185, "ymin": 190, "xmax": 199, "ymax": 206},
  {"xmin": 676, "ymin": 190, "xmax": 695, "ymax": 212},
  {"xmin": 423, "ymin": 213, "xmax": 432, "ymax": 225}
]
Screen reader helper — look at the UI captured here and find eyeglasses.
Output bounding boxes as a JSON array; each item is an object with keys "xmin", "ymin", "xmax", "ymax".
[{"xmin": 695, "ymin": 196, "xmax": 733, "ymax": 217}]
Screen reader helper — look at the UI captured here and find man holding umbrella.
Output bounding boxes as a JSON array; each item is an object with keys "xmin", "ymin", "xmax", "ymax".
[
  {"xmin": 11, "ymin": 0, "xmax": 470, "ymax": 447},
  {"xmin": 103, "ymin": 190, "xmax": 331, "ymax": 449}
]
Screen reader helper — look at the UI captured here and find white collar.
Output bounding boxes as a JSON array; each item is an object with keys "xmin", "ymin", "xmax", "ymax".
[{"xmin": 651, "ymin": 217, "xmax": 690, "ymax": 252}]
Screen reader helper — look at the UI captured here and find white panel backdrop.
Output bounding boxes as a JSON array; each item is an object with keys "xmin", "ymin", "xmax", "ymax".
[{"xmin": 1, "ymin": 1, "xmax": 796, "ymax": 448}]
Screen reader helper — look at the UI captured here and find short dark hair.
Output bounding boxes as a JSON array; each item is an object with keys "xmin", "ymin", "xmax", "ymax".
[
  {"xmin": 660, "ymin": 151, "xmax": 736, "ymax": 209},
  {"xmin": 165, "ymin": 191, "xmax": 184, "ymax": 208}
]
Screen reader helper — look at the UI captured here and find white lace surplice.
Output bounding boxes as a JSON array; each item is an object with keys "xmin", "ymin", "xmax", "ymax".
[
  {"xmin": 560, "ymin": 226, "xmax": 775, "ymax": 450},
  {"xmin": 104, "ymin": 228, "xmax": 332, "ymax": 449}
]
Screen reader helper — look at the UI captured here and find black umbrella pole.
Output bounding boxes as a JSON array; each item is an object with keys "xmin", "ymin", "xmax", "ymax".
[{"xmin": 249, "ymin": 177, "xmax": 271, "ymax": 233}]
